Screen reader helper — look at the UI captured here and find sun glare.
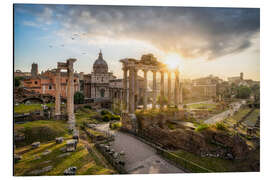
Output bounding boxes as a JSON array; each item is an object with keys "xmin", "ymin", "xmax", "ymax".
[{"xmin": 164, "ymin": 53, "xmax": 181, "ymax": 70}]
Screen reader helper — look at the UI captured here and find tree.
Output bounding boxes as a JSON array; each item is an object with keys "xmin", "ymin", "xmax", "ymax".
[
  {"xmin": 236, "ymin": 86, "xmax": 251, "ymax": 99},
  {"xmin": 14, "ymin": 77, "xmax": 22, "ymax": 87},
  {"xmin": 74, "ymin": 91, "xmax": 84, "ymax": 104}
]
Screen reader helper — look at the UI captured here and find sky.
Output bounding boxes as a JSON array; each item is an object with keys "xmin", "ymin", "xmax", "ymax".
[{"xmin": 14, "ymin": 4, "xmax": 260, "ymax": 81}]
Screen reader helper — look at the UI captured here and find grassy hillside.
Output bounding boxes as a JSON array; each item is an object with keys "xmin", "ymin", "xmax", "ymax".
[
  {"xmin": 14, "ymin": 120, "xmax": 69, "ymax": 147},
  {"xmin": 14, "ymin": 141, "xmax": 115, "ymax": 176}
]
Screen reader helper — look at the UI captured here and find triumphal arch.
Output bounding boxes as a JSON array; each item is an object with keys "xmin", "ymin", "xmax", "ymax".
[{"xmin": 54, "ymin": 58, "xmax": 77, "ymax": 133}]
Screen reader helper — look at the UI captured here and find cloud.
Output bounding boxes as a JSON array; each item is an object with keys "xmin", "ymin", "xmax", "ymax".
[{"xmin": 15, "ymin": 5, "xmax": 260, "ymax": 60}]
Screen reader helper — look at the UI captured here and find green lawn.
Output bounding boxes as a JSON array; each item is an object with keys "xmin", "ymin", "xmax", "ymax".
[
  {"xmin": 14, "ymin": 103, "xmax": 56, "ymax": 114},
  {"xmin": 14, "ymin": 120, "xmax": 70, "ymax": 147},
  {"xmin": 225, "ymin": 108, "xmax": 252, "ymax": 126},
  {"xmin": 187, "ymin": 103, "xmax": 217, "ymax": 110},
  {"xmin": 75, "ymin": 108, "xmax": 99, "ymax": 128},
  {"xmin": 182, "ymin": 97, "xmax": 210, "ymax": 104},
  {"xmin": 14, "ymin": 141, "xmax": 115, "ymax": 176},
  {"xmin": 243, "ymin": 109, "xmax": 260, "ymax": 127}
]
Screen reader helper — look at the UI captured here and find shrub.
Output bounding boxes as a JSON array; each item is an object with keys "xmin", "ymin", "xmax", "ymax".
[
  {"xmin": 101, "ymin": 110, "xmax": 110, "ymax": 116},
  {"xmin": 84, "ymin": 105, "xmax": 92, "ymax": 109},
  {"xmin": 111, "ymin": 114, "xmax": 120, "ymax": 121},
  {"xmin": 215, "ymin": 122, "xmax": 227, "ymax": 131},
  {"xmin": 74, "ymin": 91, "xmax": 84, "ymax": 104},
  {"xmin": 168, "ymin": 124, "xmax": 175, "ymax": 130},
  {"xmin": 195, "ymin": 124, "xmax": 209, "ymax": 132},
  {"xmin": 110, "ymin": 122, "xmax": 122, "ymax": 130},
  {"xmin": 102, "ymin": 114, "xmax": 111, "ymax": 122}
]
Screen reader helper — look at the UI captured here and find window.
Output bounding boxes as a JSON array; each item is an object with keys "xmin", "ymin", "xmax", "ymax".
[
  {"xmin": 49, "ymin": 85, "xmax": 52, "ymax": 90},
  {"xmin": 34, "ymin": 81, "xmax": 38, "ymax": 85}
]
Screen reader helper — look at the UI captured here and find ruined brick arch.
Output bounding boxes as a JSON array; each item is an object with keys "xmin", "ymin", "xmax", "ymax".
[{"xmin": 21, "ymin": 97, "xmax": 44, "ymax": 104}]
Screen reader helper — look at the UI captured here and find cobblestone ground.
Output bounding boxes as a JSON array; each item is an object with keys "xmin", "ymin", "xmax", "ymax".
[{"xmin": 96, "ymin": 123, "xmax": 185, "ymax": 174}]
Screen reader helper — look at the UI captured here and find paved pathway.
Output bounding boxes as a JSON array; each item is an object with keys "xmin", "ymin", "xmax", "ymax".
[
  {"xmin": 95, "ymin": 123, "xmax": 185, "ymax": 174},
  {"xmin": 204, "ymin": 101, "xmax": 245, "ymax": 125}
]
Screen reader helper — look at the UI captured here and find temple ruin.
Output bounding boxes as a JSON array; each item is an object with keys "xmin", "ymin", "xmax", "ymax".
[{"xmin": 54, "ymin": 58, "xmax": 77, "ymax": 133}]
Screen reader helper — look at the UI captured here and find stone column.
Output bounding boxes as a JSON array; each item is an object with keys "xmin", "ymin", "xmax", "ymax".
[
  {"xmin": 179, "ymin": 82, "xmax": 183, "ymax": 104},
  {"xmin": 123, "ymin": 67, "xmax": 128, "ymax": 111},
  {"xmin": 67, "ymin": 58, "xmax": 76, "ymax": 132},
  {"xmin": 55, "ymin": 68, "xmax": 61, "ymax": 119},
  {"xmin": 134, "ymin": 69, "xmax": 138, "ymax": 109},
  {"xmin": 152, "ymin": 70, "xmax": 157, "ymax": 109},
  {"xmin": 143, "ymin": 69, "xmax": 148, "ymax": 110},
  {"xmin": 174, "ymin": 70, "xmax": 180, "ymax": 107},
  {"xmin": 167, "ymin": 71, "xmax": 171, "ymax": 106},
  {"xmin": 129, "ymin": 67, "xmax": 135, "ymax": 113},
  {"xmin": 160, "ymin": 71, "xmax": 165, "ymax": 109}
]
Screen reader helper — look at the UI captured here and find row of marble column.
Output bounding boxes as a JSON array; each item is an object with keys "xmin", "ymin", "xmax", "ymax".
[{"xmin": 123, "ymin": 67, "xmax": 181, "ymax": 113}]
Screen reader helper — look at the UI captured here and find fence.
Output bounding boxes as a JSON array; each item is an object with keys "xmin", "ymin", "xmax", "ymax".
[{"xmin": 157, "ymin": 148, "xmax": 212, "ymax": 173}]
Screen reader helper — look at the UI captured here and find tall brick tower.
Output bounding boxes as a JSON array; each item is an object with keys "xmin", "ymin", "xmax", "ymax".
[
  {"xmin": 31, "ymin": 63, "xmax": 38, "ymax": 77},
  {"xmin": 240, "ymin": 72, "xmax": 244, "ymax": 80}
]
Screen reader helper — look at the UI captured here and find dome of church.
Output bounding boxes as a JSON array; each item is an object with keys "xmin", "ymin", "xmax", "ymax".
[{"xmin": 93, "ymin": 50, "xmax": 108, "ymax": 74}]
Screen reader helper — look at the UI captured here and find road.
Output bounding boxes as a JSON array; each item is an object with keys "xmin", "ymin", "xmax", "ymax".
[
  {"xmin": 204, "ymin": 101, "xmax": 245, "ymax": 125},
  {"xmin": 95, "ymin": 123, "xmax": 185, "ymax": 174}
]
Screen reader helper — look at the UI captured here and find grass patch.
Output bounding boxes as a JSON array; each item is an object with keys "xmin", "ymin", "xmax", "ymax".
[
  {"xmin": 14, "ymin": 103, "xmax": 57, "ymax": 114},
  {"xmin": 215, "ymin": 122, "xmax": 228, "ymax": 131},
  {"xmin": 195, "ymin": 124, "xmax": 209, "ymax": 132},
  {"xmin": 244, "ymin": 109, "xmax": 260, "ymax": 127},
  {"xmin": 14, "ymin": 120, "xmax": 69, "ymax": 147},
  {"xmin": 14, "ymin": 141, "xmax": 115, "ymax": 176},
  {"xmin": 171, "ymin": 149, "xmax": 235, "ymax": 172},
  {"xmin": 187, "ymin": 103, "xmax": 217, "ymax": 110},
  {"xmin": 75, "ymin": 108, "xmax": 99, "ymax": 128}
]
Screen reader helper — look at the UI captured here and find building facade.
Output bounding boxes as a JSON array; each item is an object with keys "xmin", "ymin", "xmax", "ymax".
[
  {"xmin": 83, "ymin": 51, "xmax": 117, "ymax": 101},
  {"xmin": 22, "ymin": 65, "xmax": 80, "ymax": 98}
]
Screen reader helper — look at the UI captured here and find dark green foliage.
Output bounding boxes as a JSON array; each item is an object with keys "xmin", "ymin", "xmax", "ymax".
[
  {"xmin": 236, "ymin": 86, "xmax": 252, "ymax": 99},
  {"xmin": 74, "ymin": 91, "xmax": 84, "ymax": 104},
  {"xmin": 100, "ymin": 110, "xmax": 110, "ymax": 115},
  {"xmin": 84, "ymin": 105, "xmax": 92, "ymax": 109},
  {"xmin": 102, "ymin": 114, "xmax": 111, "ymax": 122},
  {"xmin": 14, "ymin": 77, "xmax": 23, "ymax": 87}
]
